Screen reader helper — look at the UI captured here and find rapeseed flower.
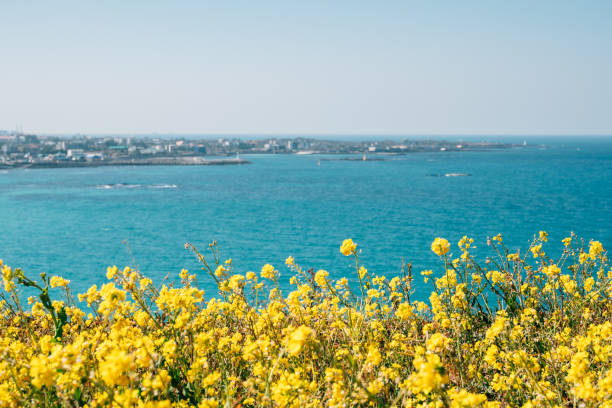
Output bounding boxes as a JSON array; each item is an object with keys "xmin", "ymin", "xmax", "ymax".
[
  {"xmin": 287, "ymin": 325, "xmax": 312, "ymax": 356},
  {"xmin": 0, "ymin": 234, "xmax": 609, "ymax": 407},
  {"xmin": 431, "ymin": 237, "xmax": 450, "ymax": 256},
  {"xmin": 340, "ymin": 238, "xmax": 357, "ymax": 256}
]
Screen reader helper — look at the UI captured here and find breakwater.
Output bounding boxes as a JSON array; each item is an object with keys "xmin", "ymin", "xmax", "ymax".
[{"xmin": 11, "ymin": 156, "xmax": 250, "ymax": 169}]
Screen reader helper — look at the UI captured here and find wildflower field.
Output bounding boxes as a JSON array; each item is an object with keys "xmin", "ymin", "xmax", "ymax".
[{"xmin": 0, "ymin": 232, "xmax": 610, "ymax": 407}]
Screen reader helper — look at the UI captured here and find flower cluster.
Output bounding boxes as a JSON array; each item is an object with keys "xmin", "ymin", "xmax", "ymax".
[{"xmin": 0, "ymin": 233, "xmax": 610, "ymax": 407}]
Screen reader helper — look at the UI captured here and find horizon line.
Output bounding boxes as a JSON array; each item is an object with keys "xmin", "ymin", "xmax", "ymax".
[{"xmin": 16, "ymin": 132, "xmax": 612, "ymax": 138}]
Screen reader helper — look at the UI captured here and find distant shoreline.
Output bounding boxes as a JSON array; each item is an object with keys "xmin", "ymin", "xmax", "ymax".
[
  {"xmin": 1, "ymin": 157, "xmax": 250, "ymax": 170},
  {"xmin": 0, "ymin": 140, "xmax": 526, "ymax": 170}
]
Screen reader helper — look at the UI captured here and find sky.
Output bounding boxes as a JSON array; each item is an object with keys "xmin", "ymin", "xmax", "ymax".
[{"xmin": 1, "ymin": 1, "xmax": 611, "ymax": 136}]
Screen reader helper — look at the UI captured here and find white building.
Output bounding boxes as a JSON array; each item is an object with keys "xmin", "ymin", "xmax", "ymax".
[{"xmin": 67, "ymin": 149, "xmax": 85, "ymax": 160}]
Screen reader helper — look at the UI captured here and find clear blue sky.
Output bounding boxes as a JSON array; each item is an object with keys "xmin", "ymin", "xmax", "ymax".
[{"xmin": 1, "ymin": 1, "xmax": 611, "ymax": 135}]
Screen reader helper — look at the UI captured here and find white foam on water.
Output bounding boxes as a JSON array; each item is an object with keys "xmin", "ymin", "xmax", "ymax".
[
  {"xmin": 96, "ymin": 183, "xmax": 142, "ymax": 189},
  {"xmin": 150, "ymin": 184, "xmax": 177, "ymax": 189}
]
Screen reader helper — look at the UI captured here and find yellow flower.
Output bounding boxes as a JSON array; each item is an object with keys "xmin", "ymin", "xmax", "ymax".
[
  {"xmin": 531, "ymin": 244, "xmax": 542, "ymax": 258},
  {"xmin": 106, "ymin": 265, "xmax": 118, "ymax": 280},
  {"xmin": 30, "ymin": 355, "xmax": 55, "ymax": 388},
  {"xmin": 367, "ymin": 378, "xmax": 384, "ymax": 394},
  {"xmin": 78, "ymin": 284, "xmax": 101, "ymax": 305},
  {"xmin": 431, "ymin": 238, "xmax": 450, "ymax": 256},
  {"xmin": 460, "ymin": 235, "xmax": 475, "ymax": 248},
  {"xmin": 396, "ymin": 302, "xmax": 414, "ymax": 320},
  {"xmin": 2, "ymin": 234, "xmax": 612, "ymax": 407},
  {"xmin": 152, "ymin": 370, "xmax": 171, "ymax": 390},
  {"xmin": 49, "ymin": 276, "xmax": 70, "ymax": 288},
  {"xmin": 366, "ymin": 344, "xmax": 382, "ymax": 366},
  {"xmin": 367, "ymin": 288, "xmax": 381, "ymax": 299},
  {"xmin": 484, "ymin": 344, "xmax": 500, "ymax": 369},
  {"xmin": 287, "ymin": 325, "xmax": 312, "ymax": 356},
  {"xmin": 426, "ymin": 332, "xmax": 449, "ymax": 353},
  {"xmin": 589, "ymin": 240, "xmax": 604, "ymax": 259},
  {"xmin": 539, "ymin": 230, "xmax": 548, "ymax": 242},
  {"xmin": 139, "ymin": 277, "xmax": 152, "ymax": 290},
  {"xmin": 198, "ymin": 399, "xmax": 219, "ymax": 408},
  {"xmin": 542, "ymin": 264, "xmax": 561, "ymax": 277},
  {"xmin": 485, "ymin": 315, "xmax": 507, "ymax": 341},
  {"xmin": 260, "ymin": 264, "xmax": 277, "ymax": 279},
  {"xmin": 448, "ymin": 389, "xmax": 488, "ymax": 407},
  {"xmin": 407, "ymin": 353, "xmax": 449, "ymax": 394},
  {"xmin": 174, "ymin": 311, "xmax": 191, "ymax": 329},
  {"xmin": 285, "ymin": 256, "xmax": 294, "ymax": 266},
  {"xmin": 507, "ymin": 252, "xmax": 520, "ymax": 262},
  {"xmin": 202, "ymin": 371, "xmax": 221, "ymax": 387},
  {"xmin": 228, "ymin": 274, "xmax": 244, "ymax": 291},
  {"xmin": 214, "ymin": 265, "xmax": 225, "ymax": 277},
  {"xmin": 340, "ymin": 238, "xmax": 357, "ymax": 256},
  {"xmin": 99, "ymin": 349, "xmax": 134, "ymax": 386},
  {"xmin": 584, "ymin": 277, "xmax": 595, "ymax": 292},
  {"xmin": 314, "ymin": 270, "xmax": 328, "ymax": 287}
]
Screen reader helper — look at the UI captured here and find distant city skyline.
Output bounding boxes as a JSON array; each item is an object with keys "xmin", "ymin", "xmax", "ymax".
[{"xmin": 1, "ymin": 1, "xmax": 611, "ymax": 135}]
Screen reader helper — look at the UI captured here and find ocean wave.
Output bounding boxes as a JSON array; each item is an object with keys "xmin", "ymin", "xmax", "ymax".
[
  {"xmin": 426, "ymin": 173, "xmax": 472, "ymax": 177},
  {"xmin": 96, "ymin": 183, "xmax": 142, "ymax": 189},
  {"xmin": 150, "ymin": 184, "xmax": 177, "ymax": 189},
  {"xmin": 96, "ymin": 183, "xmax": 178, "ymax": 190}
]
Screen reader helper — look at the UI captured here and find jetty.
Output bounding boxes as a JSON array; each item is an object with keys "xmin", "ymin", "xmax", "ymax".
[{"xmin": 12, "ymin": 156, "xmax": 249, "ymax": 169}]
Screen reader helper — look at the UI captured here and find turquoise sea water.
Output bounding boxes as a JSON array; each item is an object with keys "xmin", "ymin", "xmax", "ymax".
[{"xmin": 1, "ymin": 138, "xmax": 611, "ymax": 300}]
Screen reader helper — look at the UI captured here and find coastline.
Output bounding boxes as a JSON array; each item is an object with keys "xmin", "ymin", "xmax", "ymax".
[
  {"xmin": 0, "ymin": 145, "xmax": 525, "ymax": 170},
  {"xmin": 2, "ymin": 156, "xmax": 250, "ymax": 170}
]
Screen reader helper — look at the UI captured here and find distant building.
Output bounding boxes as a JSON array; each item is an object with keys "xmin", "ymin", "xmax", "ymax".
[
  {"xmin": 67, "ymin": 149, "xmax": 85, "ymax": 160},
  {"xmin": 85, "ymin": 152, "xmax": 104, "ymax": 161}
]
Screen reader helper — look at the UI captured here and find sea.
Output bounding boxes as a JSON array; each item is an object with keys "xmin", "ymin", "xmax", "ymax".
[{"xmin": 1, "ymin": 137, "xmax": 611, "ymax": 301}]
